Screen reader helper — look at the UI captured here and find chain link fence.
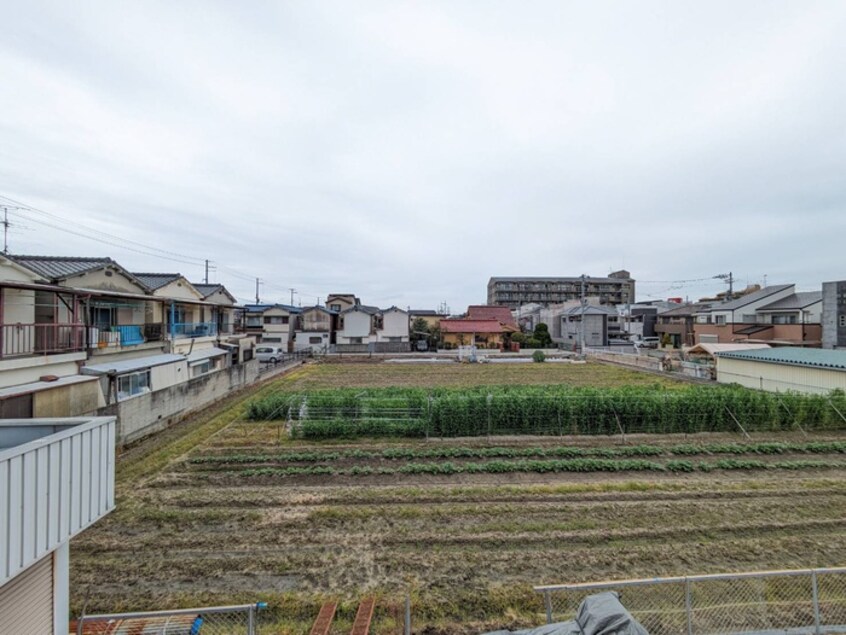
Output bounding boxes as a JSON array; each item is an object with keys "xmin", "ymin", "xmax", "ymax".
[
  {"xmin": 74, "ymin": 602, "xmax": 266, "ymax": 634},
  {"xmin": 537, "ymin": 568, "xmax": 846, "ymax": 635}
]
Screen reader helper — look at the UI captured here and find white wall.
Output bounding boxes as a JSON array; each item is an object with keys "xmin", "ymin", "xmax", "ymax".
[
  {"xmin": 378, "ymin": 310, "xmax": 409, "ymax": 341},
  {"xmin": 295, "ymin": 331, "xmax": 330, "ymax": 352},
  {"xmin": 338, "ymin": 310, "xmax": 373, "ymax": 342}
]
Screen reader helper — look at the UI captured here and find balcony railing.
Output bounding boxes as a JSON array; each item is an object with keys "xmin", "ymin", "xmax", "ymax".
[
  {"xmin": 94, "ymin": 323, "xmax": 164, "ymax": 348},
  {"xmin": 0, "ymin": 323, "xmax": 86, "ymax": 359},
  {"xmin": 170, "ymin": 322, "xmax": 219, "ymax": 338}
]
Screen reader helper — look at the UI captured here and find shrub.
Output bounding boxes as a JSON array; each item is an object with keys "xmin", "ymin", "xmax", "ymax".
[{"xmin": 532, "ymin": 350, "xmax": 546, "ymax": 363}]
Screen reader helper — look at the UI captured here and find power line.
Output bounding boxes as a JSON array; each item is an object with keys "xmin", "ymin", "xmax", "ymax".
[{"xmin": 0, "ymin": 194, "xmax": 207, "ymax": 265}]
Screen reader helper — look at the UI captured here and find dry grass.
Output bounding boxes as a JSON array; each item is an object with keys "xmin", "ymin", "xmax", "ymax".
[{"xmin": 70, "ymin": 362, "xmax": 846, "ymax": 634}]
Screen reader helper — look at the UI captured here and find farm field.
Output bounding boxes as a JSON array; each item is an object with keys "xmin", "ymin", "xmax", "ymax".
[{"xmin": 70, "ymin": 362, "xmax": 846, "ymax": 634}]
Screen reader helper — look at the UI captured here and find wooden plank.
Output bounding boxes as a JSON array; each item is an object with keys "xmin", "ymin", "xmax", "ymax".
[
  {"xmin": 350, "ymin": 597, "xmax": 376, "ymax": 635},
  {"xmin": 309, "ymin": 601, "xmax": 337, "ymax": 635}
]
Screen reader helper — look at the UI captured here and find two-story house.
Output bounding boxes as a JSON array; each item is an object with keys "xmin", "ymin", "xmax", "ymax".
[
  {"xmin": 694, "ymin": 285, "xmax": 822, "ymax": 346},
  {"xmin": 376, "ymin": 307, "xmax": 410, "ymax": 343},
  {"xmin": 294, "ymin": 305, "xmax": 338, "ymax": 352},
  {"xmin": 240, "ymin": 303, "xmax": 301, "ymax": 350},
  {"xmin": 336, "ymin": 305, "xmax": 381, "ymax": 345}
]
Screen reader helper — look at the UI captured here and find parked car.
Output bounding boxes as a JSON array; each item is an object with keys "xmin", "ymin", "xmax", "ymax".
[
  {"xmin": 255, "ymin": 346, "xmax": 285, "ymax": 363},
  {"xmin": 636, "ymin": 336, "xmax": 660, "ymax": 349}
]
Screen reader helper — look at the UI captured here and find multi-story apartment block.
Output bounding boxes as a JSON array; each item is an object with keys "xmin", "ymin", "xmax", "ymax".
[{"xmin": 487, "ymin": 270, "xmax": 635, "ymax": 308}]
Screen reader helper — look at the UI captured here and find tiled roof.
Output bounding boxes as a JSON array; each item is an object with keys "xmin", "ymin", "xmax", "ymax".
[
  {"xmin": 441, "ymin": 319, "xmax": 515, "ymax": 334},
  {"xmin": 133, "ymin": 273, "xmax": 182, "ymax": 290},
  {"xmin": 716, "ymin": 347, "xmax": 846, "ymax": 371},
  {"xmin": 659, "ymin": 302, "xmax": 712, "ymax": 317},
  {"xmin": 7, "ymin": 254, "xmax": 116, "ymax": 281},
  {"xmin": 709, "ymin": 285, "xmax": 793, "ymax": 312},
  {"xmin": 467, "ymin": 305, "xmax": 518, "ymax": 327},
  {"xmin": 301, "ymin": 305, "xmax": 339, "ymax": 315},
  {"xmin": 241, "ymin": 303, "xmax": 301, "ymax": 313},
  {"xmin": 564, "ymin": 304, "xmax": 617, "ymax": 316},
  {"xmin": 758, "ymin": 291, "xmax": 822, "ymax": 311},
  {"xmin": 409, "ymin": 309, "xmax": 441, "ymax": 315},
  {"xmin": 192, "ymin": 283, "xmax": 223, "ymax": 298}
]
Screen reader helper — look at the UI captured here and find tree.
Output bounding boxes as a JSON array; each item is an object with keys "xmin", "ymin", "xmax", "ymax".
[
  {"xmin": 533, "ymin": 323, "xmax": 553, "ymax": 348},
  {"xmin": 410, "ymin": 317, "xmax": 429, "ymax": 342}
]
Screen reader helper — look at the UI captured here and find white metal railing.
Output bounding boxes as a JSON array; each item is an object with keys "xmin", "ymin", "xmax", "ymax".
[{"xmin": 537, "ymin": 567, "xmax": 846, "ymax": 635}]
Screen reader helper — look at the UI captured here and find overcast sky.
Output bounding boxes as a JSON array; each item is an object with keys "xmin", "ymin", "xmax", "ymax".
[{"xmin": 1, "ymin": 1, "xmax": 844, "ymax": 309}]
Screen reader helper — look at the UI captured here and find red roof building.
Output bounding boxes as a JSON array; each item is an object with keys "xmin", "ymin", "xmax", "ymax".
[{"xmin": 466, "ymin": 305, "xmax": 518, "ymax": 328}]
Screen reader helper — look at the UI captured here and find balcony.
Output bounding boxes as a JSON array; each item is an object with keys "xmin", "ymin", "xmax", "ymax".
[
  {"xmin": 169, "ymin": 322, "xmax": 218, "ymax": 338},
  {"xmin": 94, "ymin": 324, "xmax": 164, "ymax": 348},
  {"xmin": 0, "ymin": 323, "xmax": 86, "ymax": 359}
]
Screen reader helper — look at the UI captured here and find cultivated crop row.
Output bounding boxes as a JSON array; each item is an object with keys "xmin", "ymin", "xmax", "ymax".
[
  {"xmin": 245, "ymin": 385, "xmax": 846, "ymax": 437},
  {"xmin": 226, "ymin": 458, "xmax": 846, "ymax": 478},
  {"xmin": 189, "ymin": 440, "xmax": 846, "ymax": 465}
]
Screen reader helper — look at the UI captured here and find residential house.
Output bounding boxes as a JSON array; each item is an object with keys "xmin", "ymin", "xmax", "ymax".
[
  {"xmin": 377, "ymin": 307, "xmax": 410, "ymax": 344},
  {"xmin": 239, "ymin": 304, "xmax": 302, "ymax": 350},
  {"xmin": 655, "ymin": 302, "xmax": 713, "ymax": 348},
  {"xmin": 192, "ymin": 283, "xmax": 237, "ymax": 334},
  {"xmin": 440, "ymin": 319, "xmax": 517, "ymax": 349},
  {"xmin": 694, "ymin": 285, "xmax": 822, "ymax": 346},
  {"xmin": 336, "ymin": 305, "xmax": 381, "ymax": 345},
  {"xmin": 0, "ymin": 416, "xmax": 115, "ymax": 634},
  {"xmin": 0, "ymin": 255, "xmax": 259, "ymax": 444},
  {"xmin": 467, "ymin": 304, "xmax": 519, "ymax": 328},
  {"xmin": 487, "ymin": 271, "xmax": 635, "ymax": 308},
  {"xmin": 561, "ymin": 305, "xmax": 618, "ymax": 348},
  {"xmin": 325, "ymin": 293, "xmax": 359, "ymax": 313},
  {"xmin": 294, "ymin": 305, "xmax": 338, "ymax": 352},
  {"xmin": 821, "ymin": 281, "xmax": 846, "ymax": 350},
  {"xmin": 408, "ymin": 309, "xmax": 447, "ymax": 330}
]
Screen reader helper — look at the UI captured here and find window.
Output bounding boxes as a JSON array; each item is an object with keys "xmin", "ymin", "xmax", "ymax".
[
  {"xmin": 773, "ymin": 314, "xmax": 798, "ymax": 325},
  {"xmin": 117, "ymin": 370, "xmax": 151, "ymax": 401},
  {"xmin": 246, "ymin": 316, "xmax": 262, "ymax": 327},
  {"xmin": 714, "ymin": 315, "xmax": 726, "ymax": 325},
  {"xmin": 191, "ymin": 360, "xmax": 213, "ymax": 377},
  {"xmin": 330, "ymin": 303, "xmax": 341, "ymax": 311},
  {"xmin": 387, "ymin": 336, "xmax": 403, "ymax": 342},
  {"xmin": 264, "ymin": 316, "xmax": 289, "ymax": 325},
  {"xmin": 309, "ymin": 336, "xmax": 322, "ymax": 344},
  {"xmin": 840, "ymin": 315, "xmax": 846, "ymax": 328},
  {"xmin": 350, "ymin": 337, "xmax": 363, "ymax": 344}
]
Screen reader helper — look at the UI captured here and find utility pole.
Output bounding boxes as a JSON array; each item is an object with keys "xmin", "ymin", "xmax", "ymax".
[
  {"xmin": 2, "ymin": 207, "xmax": 8, "ymax": 255},
  {"xmin": 714, "ymin": 272, "xmax": 735, "ymax": 300},
  {"xmin": 255, "ymin": 278, "xmax": 262, "ymax": 304},
  {"xmin": 579, "ymin": 273, "xmax": 587, "ymax": 354},
  {"xmin": 289, "ymin": 288, "xmax": 296, "ymax": 305},
  {"xmin": 204, "ymin": 259, "xmax": 209, "ymax": 285}
]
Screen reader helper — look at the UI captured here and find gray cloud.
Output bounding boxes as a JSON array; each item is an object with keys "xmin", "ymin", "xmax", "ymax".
[{"xmin": 1, "ymin": 0, "xmax": 844, "ymax": 308}]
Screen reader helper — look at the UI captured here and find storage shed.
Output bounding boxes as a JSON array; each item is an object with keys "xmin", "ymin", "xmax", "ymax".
[{"xmin": 715, "ymin": 347, "xmax": 846, "ymax": 394}]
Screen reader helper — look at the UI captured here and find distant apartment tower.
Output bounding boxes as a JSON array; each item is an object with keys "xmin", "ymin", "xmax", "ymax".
[
  {"xmin": 487, "ymin": 271, "xmax": 635, "ymax": 308},
  {"xmin": 822, "ymin": 280, "xmax": 846, "ymax": 349}
]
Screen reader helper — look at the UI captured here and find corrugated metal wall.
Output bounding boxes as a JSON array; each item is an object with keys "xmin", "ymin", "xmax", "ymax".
[
  {"xmin": 717, "ymin": 358, "xmax": 846, "ymax": 394},
  {"xmin": 0, "ymin": 419, "xmax": 115, "ymax": 585},
  {"xmin": 0, "ymin": 555, "xmax": 53, "ymax": 634}
]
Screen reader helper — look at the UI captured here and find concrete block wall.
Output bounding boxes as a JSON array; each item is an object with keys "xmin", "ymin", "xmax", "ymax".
[{"xmin": 101, "ymin": 359, "xmax": 260, "ymax": 445}]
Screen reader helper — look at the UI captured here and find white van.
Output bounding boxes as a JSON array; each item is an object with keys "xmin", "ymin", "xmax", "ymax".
[{"xmin": 255, "ymin": 346, "xmax": 285, "ymax": 363}]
